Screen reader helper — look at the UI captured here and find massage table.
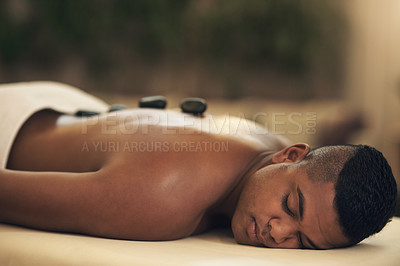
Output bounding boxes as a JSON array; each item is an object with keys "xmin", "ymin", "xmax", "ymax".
[{"xmin": 1, "ymin": 217, "xmax": 400, "ymax": 265}]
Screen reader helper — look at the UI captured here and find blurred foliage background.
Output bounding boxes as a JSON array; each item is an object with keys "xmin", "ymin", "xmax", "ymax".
[{"xmin": 0, "ymin": 0, "xmax": 347, "ymax": 99}]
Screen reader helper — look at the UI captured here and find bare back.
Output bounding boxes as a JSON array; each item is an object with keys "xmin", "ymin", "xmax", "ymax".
[{"xmin": 1, "ymin": 109, "xmax": 289, "ymax": 240}]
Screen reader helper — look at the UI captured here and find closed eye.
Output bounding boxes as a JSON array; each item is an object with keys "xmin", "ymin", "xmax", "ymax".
[
  {"xmin": 282, "ymin": 193, "xmax": 295, "ymax": 217},
  {"xmin": 282, "ymin": 194, "xmax": 307, "ymax": 249}
]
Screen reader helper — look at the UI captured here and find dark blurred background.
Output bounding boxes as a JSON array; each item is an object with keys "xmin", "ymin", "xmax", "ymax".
[
  {"xmin": 1, "ymin": 0, "xmax": 399, "ymax": 213},
  {"xmin": 0, "ymin": 0, "xmax": 347, "ymax": 99}
]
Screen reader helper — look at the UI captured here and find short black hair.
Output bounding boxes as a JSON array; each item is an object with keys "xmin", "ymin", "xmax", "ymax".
[
  {"xmin": 335, "ymin": 145, "xmax": 397, "ymax": 245},
  {"xmin": 301, "ymin": 145, "xmax": 397, "ymax": 246}
]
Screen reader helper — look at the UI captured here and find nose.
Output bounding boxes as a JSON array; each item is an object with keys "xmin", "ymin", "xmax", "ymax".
[{"xmin": 269, "ymin": 218, "xmax": 297, "ymax": 244}]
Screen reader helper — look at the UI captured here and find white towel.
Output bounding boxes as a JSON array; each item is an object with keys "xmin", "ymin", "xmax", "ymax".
[{"xmin": 0, "ymin": 81, "xmax": 109, "ymax": 169}]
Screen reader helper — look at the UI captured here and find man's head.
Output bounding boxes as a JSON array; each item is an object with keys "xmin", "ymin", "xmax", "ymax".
[{"xmin": 231, "ymin": 143, "xmax": 397, "ymax": 249}]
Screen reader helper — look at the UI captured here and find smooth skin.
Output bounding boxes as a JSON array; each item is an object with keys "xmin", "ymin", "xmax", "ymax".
[
  {"xmin": 232, "ymin": 146, "xmax": 349, "ymax": 249},
  {"xmin": 0, "ymin": 108, "xmax": 349, "ymax": 248}
]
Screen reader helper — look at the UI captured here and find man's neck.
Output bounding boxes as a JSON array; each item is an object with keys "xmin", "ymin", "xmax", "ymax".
[{"xmin": 211, "ymin": 151, "xmax": 275, "ymax": 218}]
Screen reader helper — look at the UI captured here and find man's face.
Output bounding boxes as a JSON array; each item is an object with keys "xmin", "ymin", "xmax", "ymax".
[{"xmin": 231, "ymin": 163, "xmax": 349, "ymax": 249}]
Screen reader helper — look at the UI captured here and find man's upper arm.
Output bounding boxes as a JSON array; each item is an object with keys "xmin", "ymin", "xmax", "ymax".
[{"xmin": 0, "ymin": 168, "xmax": 103, "ymax": 234}]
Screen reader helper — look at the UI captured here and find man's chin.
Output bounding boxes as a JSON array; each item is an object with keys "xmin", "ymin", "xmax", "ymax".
[
  {"xmin": 231, "ymin": 228, "xmax": 247, "ymax": 245},
  {"xmin": 232, "ymin": 231, "xmax": 264, "ymax": 247},
  {"xmin": 236, "ymin": 239, "xmax": 266, "ymax": 248}
]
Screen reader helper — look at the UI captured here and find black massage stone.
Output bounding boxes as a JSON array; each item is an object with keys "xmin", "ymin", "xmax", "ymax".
[
  {"xmin": 75, "ymin": 110, "xmax": 100, "ymax": 117},
  {"xmin": 109, "ymin": 104, "xmax": 127, "ymax": 112},
  {"xmin": 180, "ymin": 97, "xmax": 207, "ymax": 115},
  {"xmin": 138, "ymin": 96, "xmax": 167, "ymax": 109}
]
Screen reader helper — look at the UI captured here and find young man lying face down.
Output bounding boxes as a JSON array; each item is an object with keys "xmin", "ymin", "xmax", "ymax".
[{"xmin": 0, "ymin": 94, "xmax": 397, "ymax": 250}]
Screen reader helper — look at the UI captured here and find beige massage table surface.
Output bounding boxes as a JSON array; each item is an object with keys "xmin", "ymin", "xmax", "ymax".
[{"xmin": 1, "ymin": 217, "xmax": 400, "ymax": 266}]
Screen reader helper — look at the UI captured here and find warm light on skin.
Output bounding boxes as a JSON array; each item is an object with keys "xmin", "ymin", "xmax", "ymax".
[{"xmin": 231, "ymin": 158, "xmax": 350, "ymax": 249}]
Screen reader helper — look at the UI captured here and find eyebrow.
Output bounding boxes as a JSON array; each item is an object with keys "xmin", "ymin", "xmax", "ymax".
[{"xmin": 297, "ymin": 186, "xmax": 321, "ymax": 250}]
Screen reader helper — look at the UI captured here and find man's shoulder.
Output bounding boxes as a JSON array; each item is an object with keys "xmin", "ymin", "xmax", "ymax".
[{"xmin": 209, "ymin": 114, "xmax": 290, "ymax": 151}]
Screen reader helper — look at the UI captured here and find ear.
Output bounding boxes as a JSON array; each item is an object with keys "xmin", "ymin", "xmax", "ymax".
[{"xmin": 271, "ymin": 143, "xmax": 310, "ymax": 164}]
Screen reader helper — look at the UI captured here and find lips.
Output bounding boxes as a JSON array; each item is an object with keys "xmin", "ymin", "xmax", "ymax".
[
  {"xmin": 247, "ymin": 218, "xmax": 261, "ymax": 245},
  {"xmin": 246, "ymin": 217, "xmax": 275, "ymax": 247}
]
